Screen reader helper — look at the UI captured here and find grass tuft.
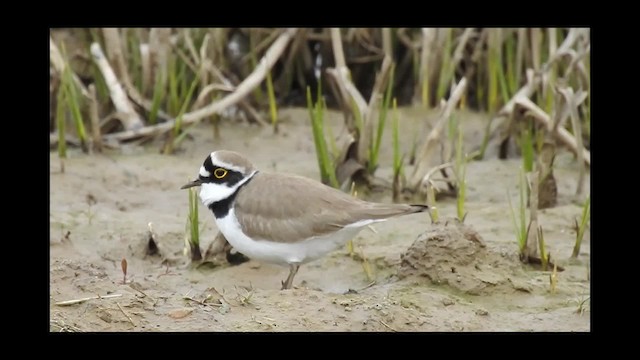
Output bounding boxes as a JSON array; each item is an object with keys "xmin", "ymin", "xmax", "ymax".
[
  {"xmin": 187, "ymin": 187, "xmax": 202, "ymax": 262},
  {"xmin": 508, "ymin": 169, "xmax": 529, "ymax": 256},
  {"xmin": 306, "ymin": 83, "xmax": 339, "ymax": 188},
  {"xmin": 572, "ymin": 195, "xmax": 590, "ymax": 258}
]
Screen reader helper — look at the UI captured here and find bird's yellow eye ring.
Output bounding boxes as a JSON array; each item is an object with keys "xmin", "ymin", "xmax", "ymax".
[{"xmin": 214, "ymin": 168, "xmax": 228, "ymax": 179}]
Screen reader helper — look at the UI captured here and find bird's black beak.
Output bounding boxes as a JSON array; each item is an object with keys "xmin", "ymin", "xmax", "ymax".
[{"xmin": 181, "ymin": 179, "xmax": 203, "ymax": 189}]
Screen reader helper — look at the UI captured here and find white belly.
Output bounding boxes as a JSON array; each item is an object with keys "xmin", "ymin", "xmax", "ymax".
[{"xmin": 215, "ymin": 209, "xmax": 383, "ymax": 266}]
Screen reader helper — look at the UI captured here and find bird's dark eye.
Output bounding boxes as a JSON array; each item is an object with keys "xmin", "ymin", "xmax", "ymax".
[{"xmin": 214, "ymin": 168, "xmax": 228, "ymax": 179}]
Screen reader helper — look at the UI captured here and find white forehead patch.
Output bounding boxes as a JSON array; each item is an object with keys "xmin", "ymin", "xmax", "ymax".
[
  {"xmin": 211, "ymin": 152, "xmax": 246, "ymax": 173},
  {"xmin": 199, "ymin": 166, "xmax": 210, "ymax": 177}
]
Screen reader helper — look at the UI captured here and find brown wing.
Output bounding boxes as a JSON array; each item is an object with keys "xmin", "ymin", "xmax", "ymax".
[{"xmin": 233, "ymin": 172, "xmax": 424, "ymax": 243}]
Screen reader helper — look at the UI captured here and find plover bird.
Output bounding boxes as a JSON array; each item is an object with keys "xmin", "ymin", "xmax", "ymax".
[{"xmin": 181, "ymin": 150, "xmax": 428, "ymax": 289}]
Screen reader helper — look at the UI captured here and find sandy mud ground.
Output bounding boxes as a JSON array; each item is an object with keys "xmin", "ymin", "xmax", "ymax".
[{"xmin": 50, "ymin": 108, "xmax": 590, "ymax": 332}]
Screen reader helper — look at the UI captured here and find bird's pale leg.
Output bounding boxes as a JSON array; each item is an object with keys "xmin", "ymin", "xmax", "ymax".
[{"xmin": 281, "ymin": 264, "xmax": 300, "ymax": 290}]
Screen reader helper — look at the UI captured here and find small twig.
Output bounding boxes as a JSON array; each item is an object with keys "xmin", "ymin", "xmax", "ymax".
[
  {"xmin": 116, "ymin": 302, "xmax": 136, "ymax": 327},
  {"xmin": 379, "ymin": 319, "xmax": 397, "ymax": 332},
  {"xmin": 55, "ymin": 294, "xmax": 123, "ymax": 306}
]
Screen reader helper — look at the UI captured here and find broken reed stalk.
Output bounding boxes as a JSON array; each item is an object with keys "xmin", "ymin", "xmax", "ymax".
[
  {"xmin": 102, "ymin": 28, "xmax": 297, "ymax": 143},
  {"xmin": 409, "ymin": 77, "xmax": 467, "ymax": 191},
  {"xmin": 487, "ymin": 28, "xmax": 589, "ymax": 147},
  {"xmin": 90, "ymin": 42, "xmax": 144, "ymax": 131},
  {"xmin": 418, "ymin": 28, "xmax": 435, "ymax": 108},
  {"xmin": 558, "ymin": 86, "xmax": 587, "ymax": 194},
  {"xmin": 102, "ymin": 28, "xmax": 133, "ymax": 87},
  {"xmin": 515, "ymin": 97, "xmax": 590, "ymax": 166},
  {"xmin": 572, "ymin": 195, "xmax": 590, "ymax": 258}
]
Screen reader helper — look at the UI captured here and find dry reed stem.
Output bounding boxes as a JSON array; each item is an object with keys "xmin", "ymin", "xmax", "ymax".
[
  {"xmin": 359, "ymin": 55, "xmax": 393, "ymax": 164},
  {"xmin": 49, "ymin": 37, "xmax": 90, "ymax": 98},
  {"xmin": 489, "ymin": 28, "xmax": 589, "ymax": 142},
  {"xmin": 331, "ymin": 28, "xmax": 347, "ymax": 69},
  {"xmin": 420, "ymin": 162, "xmax": 454, "ymax": 190},
  {"xmin": 409, "ymin": 77, "xmax": 468, "ymax": 190},
  {"xmin": 515, "ymin": 97, "xmax": 590, "ymax": 166},
  {"xmin": 328, "ymin": 54, "xmax": 393, "ymax": 165},
  {"xmin": 90, "ymin": 43, "xmax": 144, "ymax": 131},
  {"xmin": 102, "ymin": 28, "xmax": 132, "ymax": 85},
  {"xmin": 558, "ymin": 87, "xmax": 586, "ymax": 194},
  {"xmin": 452, "ymin": 28, "xmax": 475, "ymax": 70},
  {"xmin": 326, "ymin": 67, "xmax": 367, "ymax": 119},
  {"xmin": 140, "ymin": 43, "xmax": 152, "ymax": 93},
  {"xmin": 199, "ymin": 61, "xmax": 268, "ymax": 126},
  {"xmin": 88, "ymin": 84, "xmax": 102, "ymax": 152},
  {"xmin": 240, "ymin": 28, "xmax": 284, "ymax": 65},
  {"xmin": 531, "ymin": 28, "xmax": 541, "ymax": 71},
  {"xmin": 516, "ymin": 28, "xmax": 526, "ymax": 83},
  {"xmin": 382, "ymin": 28, "xmax": 393, "ymax": 58},
  {"xmin": 149, "ymin": 28, "xmax": 172, "ymax": 90},
  {"xmin": 102, "ymin": 28, "xmax": 297, "ymax": 142},
  {"xmin": 415, "ymin": 28, "xmax": 435, "ymax": 105}
]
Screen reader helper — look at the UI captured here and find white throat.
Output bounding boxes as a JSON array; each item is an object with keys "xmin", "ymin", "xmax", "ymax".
[{"xmin": 198, "ymin": 171, "xmax": 257, "ymax": 208}]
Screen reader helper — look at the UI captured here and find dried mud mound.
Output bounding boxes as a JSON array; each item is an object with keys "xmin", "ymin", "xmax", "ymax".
[{"xmin": 399, "ymin": 219, "xmax": 528, "ymax": 295}]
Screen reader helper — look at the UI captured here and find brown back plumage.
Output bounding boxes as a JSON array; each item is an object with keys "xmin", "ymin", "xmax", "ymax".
[{"xmin": 234, "ymin": 172, "xmax": 426, "ymax": 243}]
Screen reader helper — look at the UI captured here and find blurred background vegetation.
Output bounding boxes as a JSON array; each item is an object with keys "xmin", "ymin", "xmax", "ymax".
[{"xmin": 50, "ymin": 27, "xmax": 591, "ymax": 266}]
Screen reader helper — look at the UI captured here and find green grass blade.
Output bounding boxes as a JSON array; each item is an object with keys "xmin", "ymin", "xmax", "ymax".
[
  {"xmin": 168, "ymin": 56, "xmax": 179, "ymax": 115},
  {"xmin": 126, "ymin": 30, "xmax": 143, "ymax": 92},
  {"xmin": 392, "ymin": 98, "xmax": 401, "ymax": 176},
  {"xmin": 188, "ymin": 187, "xmax": 201, "ymax": 261},
  {"xmin": 149, "ymin": 73, "xmax": 165, "ymax": 125},
  {"xmin": 60, "ymin": 43, "xmax": 87, "ymax": 149},
  {"xmin": 436, "ymin": 29, "xmax": 453, "ymax": 102},
  {"xmin": 307, "ymin": 85, "xmax": 338, "ymax": 188},
  {"xmin": 56, "ymin": 84, "xmax": 67, "ymax": 159},
  {"xmin": 369, "ymin": 63, "xmax": 395, "ymax": 174},
  {"xmin": 455, "ymin": 125, "xmax": 467, "ymax": 222},
  {"xmin": 518, "ymin": 170, "xmax": 527, "ymax": 249},
  {"xmin": 174, "ymin": 76, "xmax": 200, "ymax": 136},
  {"xmin": 538, "ymin": 226, "xmax": 548, "ymax": 271},
  {"xmin": 572, "ymin": 195, "xmax": 591, "ymax": 258},
  {"xmin": 521, "ymin": 123, "xmax": 534, "ymax": 173},
  {"xmin": 508, "ymin": 169, "xmax": 528, "ymax": 254}
]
